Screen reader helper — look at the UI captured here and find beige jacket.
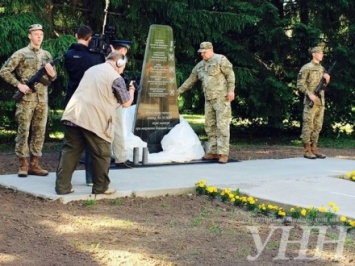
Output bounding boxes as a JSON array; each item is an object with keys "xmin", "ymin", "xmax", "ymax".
[{"xmin": 62, "ymin": 62, "xmax": 120, "ymax": 143}]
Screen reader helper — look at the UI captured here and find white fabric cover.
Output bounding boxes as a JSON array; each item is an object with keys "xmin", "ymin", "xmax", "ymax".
[{"xmin": 114, "ymin": 105, "xmax": 205, "ymax": 163}]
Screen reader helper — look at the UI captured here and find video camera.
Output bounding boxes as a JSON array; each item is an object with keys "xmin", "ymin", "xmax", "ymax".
[{"xmin": 88, "ymin": 25, "xmax": 116, "ymax": 55}]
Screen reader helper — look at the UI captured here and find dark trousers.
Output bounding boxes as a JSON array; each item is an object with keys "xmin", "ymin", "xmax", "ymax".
[
  {"xmin": 60, "ymin": 142, "xmax": 93, "ymax": 184},
  {"xmin": 56, "ymin": 126, "xmax": 111, "ymax": 194}
]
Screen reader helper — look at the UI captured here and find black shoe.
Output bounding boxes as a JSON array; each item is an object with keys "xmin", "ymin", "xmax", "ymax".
[
  {"xmin": 125, "ymin": 160, "xmax": 134, "ymax": 166},
  {"xmin": 115, "ymin": 161, "xmax": 133, "ymax": 168},
  {"xmin": 92, "ymin": 188, "xmax": 116, "ymax": 195},
  {"xmin": 56, "ymin": 188, "xmax": 74, "ymax": 195}
]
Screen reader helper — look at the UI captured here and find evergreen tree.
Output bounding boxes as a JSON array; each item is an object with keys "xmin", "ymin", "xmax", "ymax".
[{"xmin": 0, "ymin": 0, "xmax": 353, "ymax": 139}]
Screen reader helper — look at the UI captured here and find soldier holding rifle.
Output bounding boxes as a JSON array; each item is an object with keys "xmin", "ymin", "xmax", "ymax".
[
  {"xmin": 297, "ymin": 46, "xmax": 331, "ymax": 159},
  {"xmin": 0, "ymin": 24, "xmax": 57, "ymax": 177}
]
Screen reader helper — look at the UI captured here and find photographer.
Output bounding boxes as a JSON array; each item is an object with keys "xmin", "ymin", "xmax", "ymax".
[
  {"xmin": 55, "ymin": 51, "xmax": 135, "ymax": 195},
  {"xmin": 110, "ymin": 40, "xmax": 135, "ymax": 168}
]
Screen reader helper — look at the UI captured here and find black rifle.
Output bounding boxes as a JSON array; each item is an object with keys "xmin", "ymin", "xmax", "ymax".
[
  {"xmin": 13, "ymin": 56, "xmax": 62, "ymax": 103},
  {"xmin": 309, "ymin": 61, "xmax": 337, "ymax": 108}
]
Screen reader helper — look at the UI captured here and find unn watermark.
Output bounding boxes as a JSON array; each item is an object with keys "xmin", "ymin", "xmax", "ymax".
[{"xmin": 246, "ymin": 225, "xmax": 350, "ymax": 261}]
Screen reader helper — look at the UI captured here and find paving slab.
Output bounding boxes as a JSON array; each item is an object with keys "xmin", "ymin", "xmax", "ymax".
[{"xmin": 0, "ymin": 157, "xmax": 354, "ymax": 218}]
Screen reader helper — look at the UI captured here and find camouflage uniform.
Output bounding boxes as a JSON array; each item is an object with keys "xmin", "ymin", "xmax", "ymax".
[
  {"xmin": 178, "ymin": 53, "xmax": 235, "ymax": 155},
  {"xmin": 0, "ymin": 44, "xmax": 55, "ymax": 158},
  {"xmin": 297, "ymin": 60, "xmax": 325, "ymax": 145}
]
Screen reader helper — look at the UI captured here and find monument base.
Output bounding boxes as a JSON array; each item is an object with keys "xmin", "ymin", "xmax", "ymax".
[{"xmin": 147, "ymin": 143, "xmax": 163, "ymax": 153}]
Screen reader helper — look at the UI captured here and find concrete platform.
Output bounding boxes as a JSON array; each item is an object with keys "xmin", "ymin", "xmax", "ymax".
[{"xmin": 0, "ymin": 157, "xmax": 354, "ymax": 219}]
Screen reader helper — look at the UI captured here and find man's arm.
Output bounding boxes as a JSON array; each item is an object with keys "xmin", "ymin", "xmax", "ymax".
[
  {"xmin": 43, "ymin": 52, "xmax": 57, "ymax": 81},
  {"xmin": 0, "ymin": 52, "xmax": 34, "ymax": 95},
  {"xmin": 297, "ymin": 65, "xmax": 320, "ymax": 103},
  {"xmin": 220, "ymin": 56, "xmax": 236, "ymax": 102},
  {"xmin": 297, "ymin": 65, "xmax": 310, "ymax": 95},
  {"xmin": 177, "ymin": 66, "xmax": 199, "ymax": 95},
  {"xmin": 112, "ymin": 77, "xmax": 134, "ymax": 107},
  {"xmin": 297, "ymin": 65, "xmax": 318, "ymax": 101},
  {"xmin": 0, "ymin": 52, "xmax": 23, "ymax": 88}
]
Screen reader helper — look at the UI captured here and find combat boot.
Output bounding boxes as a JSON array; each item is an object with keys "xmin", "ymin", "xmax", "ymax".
[
  {"xmin": 202, "ymin": 153, "xmax": 219, "ymax": 160},
  {"xmin": 218, "ymin": 154, "xmax": 229, "ymax": 164},
  {"xmin": 28, "ymin": 156, "xmax": 48, "ymax": 176},
  {"xmin": 311, "ymin": 143, "xmax": 326, "ymax": 159},
  {"xmin": 303, "ymin": 143, "xmax": 316, "ymax": 159},
  {"xmin": 18, "ymin": 158, "xmax": 28, "ymax": 177}
]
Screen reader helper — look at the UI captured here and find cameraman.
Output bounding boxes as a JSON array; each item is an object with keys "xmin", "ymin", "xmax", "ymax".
[
  {"xmin": 64, "ymin": 25, "xmax": 104, "ymax": 106},
  {"xmin": 63, "ymin": 25, "xmax": 105, "ymax": 186},
  {"xmin": 56, "ymin": 51, "xmax": 135, "ymax": 195}
]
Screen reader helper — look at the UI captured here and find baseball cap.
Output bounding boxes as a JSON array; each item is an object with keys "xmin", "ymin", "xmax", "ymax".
[
  {"xmin": 198, "ymin": 42, "xmax": 213, "ymax": 53},
  {"xmin": 309, "ymin": 46, "xmax": 324, "ymax": 54},
  {"xmin": 110, "ymin": 40, "xmax": 133, "ymax": 49},
  {"xmin": 28, "ymin": 24, "xmax": 43, "ymax": 32}
]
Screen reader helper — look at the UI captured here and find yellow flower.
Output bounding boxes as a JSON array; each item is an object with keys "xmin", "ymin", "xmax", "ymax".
[
  {"xmin": 230, "ymin": 197, "xmax": 236, "ymax": 202},
  {"xmin": 196, "ymin": 180, "xmax": 206, "ymax": 187},
  {"xmin": 318, "ymin": 206, "xmax": 327, "ymax": 213},
  {"xmin": 278, "ymin": 210, "xmax": 286, "ymax": 217},
  {"xmin": 206, "ymin": 186, "xmax": 217, "ymax": 193},
  {"xmin": 328, "ymin": 202, "xmax": 336, "ymax": 208},
  {"xmin": 248, "ymin": 198, "xmax": 256, "ymax": 205},
  {"xmin": 268, "ymin": 204, "xmax": 278, "ymax": 210},
  {"xmin": 344, "ymin": 172, "xmax": 351, "ymax": 179},
  {"xmin": 352, "ymin": 176, "xmax": 355, "ymax": 181},
  {"xmin": 301, "ymin": 209, "xmax": 307, "ymax": 216},
  {"xmin": 339, "ymin": 216, "xmax": 347, "ymax": 222},
  {"xmin": 332, "ymin": 207, "xmax": 339, "ymax": 213}
]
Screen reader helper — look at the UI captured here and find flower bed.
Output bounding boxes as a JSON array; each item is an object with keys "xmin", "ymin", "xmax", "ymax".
[
  {"xmin": 339, "ymin": 170, "xmax": 355, "ymax": 182},
  {"xmin": 195, "ymin": 179, "xmax": 355, "ymax": 228}
]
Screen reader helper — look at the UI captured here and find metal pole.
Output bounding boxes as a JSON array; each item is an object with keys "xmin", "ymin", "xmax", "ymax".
[
  {"xmin": 133, "ymin": 147, "xmax": 139, "ymax": 165},
  {"xmin": 142, "ymin": 147, "xmax": 148, "ymax": 165}
]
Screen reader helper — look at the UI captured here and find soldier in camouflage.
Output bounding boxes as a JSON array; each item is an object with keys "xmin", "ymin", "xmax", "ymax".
[
  {"xmin": 297, "ymin": 46, "xmax": 330, "ymax": 159},
  {"xmin": 0, "ymin": 24, "xmax": 57, "ymax": 177},
  {"xmin": 177, "ymin": 42, "xmax": 235, "ymax": 164}
]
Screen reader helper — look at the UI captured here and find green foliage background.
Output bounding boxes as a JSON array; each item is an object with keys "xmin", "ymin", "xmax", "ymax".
[{"xmin": 0, "ymin": 0, "xmax": 354, "ymax": 140}]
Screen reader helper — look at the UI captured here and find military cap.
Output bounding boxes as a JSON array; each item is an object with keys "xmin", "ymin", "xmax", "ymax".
[
  {"xmin": 28, "ymin": 24, "xmax": 43, "ymax": 32},
  {"xmin": 110, "ymin": 40, "xmax": 133, "ymax": 49},
  {"xmin": 309, "ymin": 46, "xmax": 324, "ymax": 54},
  {"xmin": 198, "ymin": 42, "xmax": 213, "ymax": 53}
]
